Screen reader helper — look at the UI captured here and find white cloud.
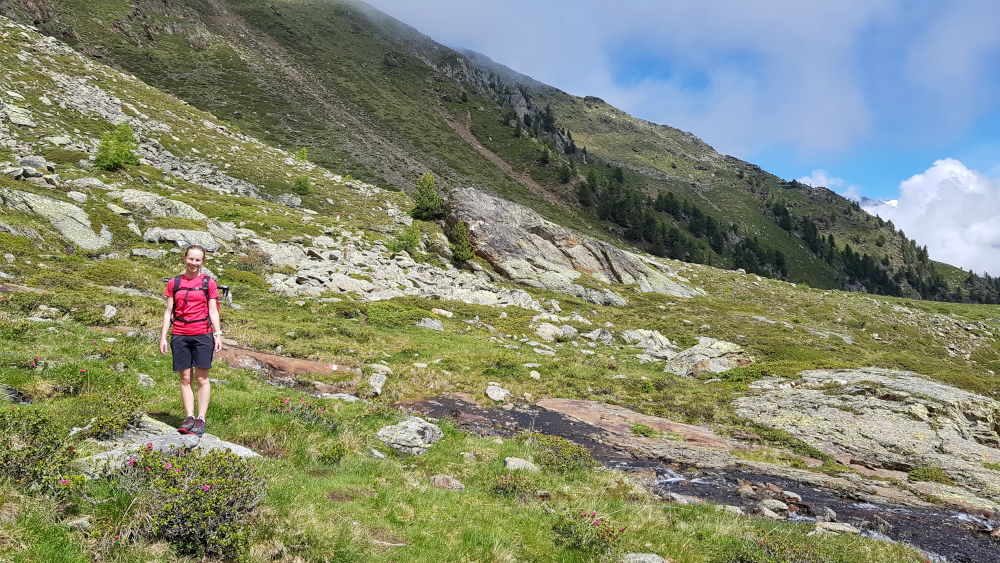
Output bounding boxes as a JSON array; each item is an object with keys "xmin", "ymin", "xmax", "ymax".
[
  {"xmin": 364, "ymin": 0, "xmax": 1000, "ymax": 160},
  {"xmin": 862, "ymin": 158, "xmax": 1000, "ymax": 274},
  {"xmin": 796, "ymin": 169, "xmax": 862, "ymax": 201}
]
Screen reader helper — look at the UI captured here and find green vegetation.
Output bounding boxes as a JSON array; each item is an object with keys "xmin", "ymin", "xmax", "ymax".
[
  {"xmin": 94, "ymin": 123, "xmax": 140, "ymax": 171},
  {"xmin": 386, "ymin": 224, "xmax": 420, "ymax": 254},
  {"xmin": 907, "ymin": 466, "xmax": 955, "ymax": 485},
  {"xmin": 631, "ymin": 423, "xmax": 659, "ymax": 438},
  {"xmin": 291, "ymin": 175, "xmax": 311, "ymax": 195},
  {"xmin": 410, "ymin": 172, "xmax": 444, "ymax": 221},
  {"xmin": 449, "ymin": 219, "xmax": 475, "ymax": 262}
]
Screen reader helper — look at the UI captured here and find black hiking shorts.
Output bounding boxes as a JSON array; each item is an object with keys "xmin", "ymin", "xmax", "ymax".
[{"xmin": 171, "ymin": 333, "xmax": 215, "ymax": 371}]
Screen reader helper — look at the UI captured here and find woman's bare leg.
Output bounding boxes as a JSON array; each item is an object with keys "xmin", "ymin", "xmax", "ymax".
[
  {"xmin": 195, "ymin": 367, "xmax": 212, "ymax": 419},
  {"xmin": 179, "ymin": 368, "xmax": 195, "ymax": 417}
]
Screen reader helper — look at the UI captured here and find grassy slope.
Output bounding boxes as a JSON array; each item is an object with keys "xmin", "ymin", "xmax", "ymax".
[{"xmin": 0, "ymin": 9, "xmax": 998, "ymax": 562}]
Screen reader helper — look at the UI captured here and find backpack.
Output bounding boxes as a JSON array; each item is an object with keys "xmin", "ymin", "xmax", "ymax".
[{"xmin": 164, "ymin": 275, "xmax": 231, "ymax": 331}]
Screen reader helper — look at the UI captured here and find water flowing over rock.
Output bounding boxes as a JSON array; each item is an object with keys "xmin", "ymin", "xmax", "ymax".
[
  {"xmin": 664, "ymin": 337, "xmax": 753, "ymax": 377},
  {"xmin": 0, "ymin": 188, "xmax": 109, "ymax": 250},
  {"xmin": 735, "ymin": 368, "xmax": 1000, "ymax": 505},
  {"xmin": 447, "ymin": 188, "xmax": 702, "ymax": 305}
]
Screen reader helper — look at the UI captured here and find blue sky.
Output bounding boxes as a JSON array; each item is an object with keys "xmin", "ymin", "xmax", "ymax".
[{"xmin": 366, "ymin": 0, "xmax": 1000, "ymax": 273}]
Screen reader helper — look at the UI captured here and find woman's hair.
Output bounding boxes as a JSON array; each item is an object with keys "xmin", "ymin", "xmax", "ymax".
[{"xmin": 183, "ymin": 245, "xmax": 207, "ymax": 259}]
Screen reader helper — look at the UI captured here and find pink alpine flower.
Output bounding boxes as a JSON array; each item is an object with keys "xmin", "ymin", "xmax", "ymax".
[
  {"xmin": 164, "ymin": 462, "xmax": 172, "ymax": 470},
  {"xmin": 58, "ymin": 479, "xmax": 71, "ymax": 486},
  {"xmin": 202, "ymin": 485, "xmax": 211, "ymax": 491}
]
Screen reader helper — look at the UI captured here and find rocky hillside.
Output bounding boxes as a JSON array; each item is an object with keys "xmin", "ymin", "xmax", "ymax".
[
  {"xmin": 2, "ymin": 13, "xmax": 1000, "ymax": 563},
  {"xmin": 2, "ymin": 0, "xmax": 992, "ymax": 303}
]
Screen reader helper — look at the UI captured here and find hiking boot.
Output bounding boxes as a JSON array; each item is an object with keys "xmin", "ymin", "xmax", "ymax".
[
  {"xmin": 189, "ymin": 418, "xmax": 206, "ymax": 437},
  {"xmin": 177, "ymin": 415, "xmax": 196, "ymax": 434}
]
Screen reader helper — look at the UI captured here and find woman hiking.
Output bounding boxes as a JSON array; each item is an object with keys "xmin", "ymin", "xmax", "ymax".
[{"xmin": 159, "ymin": 244, "xmax": 222, "ymax": 437}]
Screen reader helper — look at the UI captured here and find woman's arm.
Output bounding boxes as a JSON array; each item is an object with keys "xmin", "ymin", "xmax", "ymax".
[
  {"xmin": 209, "ymin": 298, "xmax": 222, "ymax": 352},
  {"xmin": 160, "ymin": 296, "xmax": 173, "ymax": 355}
]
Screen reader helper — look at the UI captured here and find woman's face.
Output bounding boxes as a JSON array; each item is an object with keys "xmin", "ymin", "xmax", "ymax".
[{"xmin": 184, "ymin": 249, "xmax": 204, "ymax": 272}]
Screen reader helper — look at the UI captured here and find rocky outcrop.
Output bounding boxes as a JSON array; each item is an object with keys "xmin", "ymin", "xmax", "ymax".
[
  {"xmin": 447, "ymin": 188, "xmax": 702, "ymax": 305},
  {"xmin": 664, "ymin": 337, "xmax": 753, "ymax": 377},
  {"xmin": 143, "ymin": 227, "xmax": 218, "ymax": 252},
  {"xmin": 376, "ymin": 416, "xmax": 443, "ymax": 455},
  {"xmin": 0, "ymin": 188, "xmax": 110, "ymax": 250},
  {"xmin": 734, "ymin": 368, "xmax": 1000, "ymax": 504},
  {"xmin": 107, "ymin": 188, "xmax": 206, "ymax": 220}
]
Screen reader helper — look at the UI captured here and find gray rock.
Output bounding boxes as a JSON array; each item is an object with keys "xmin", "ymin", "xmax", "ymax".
[
  {"xmin": 735, "ymin": 368, "xmax": 1000, "ymax": 502},
  {"xmin": 447, "ymin": 188, "xmax": 702, "ymax": 305},
  {"xmin": 534, "ymin": 323, "xmax": 563, "ymax": 342},
  {"xmin": 319, "ymin": 393, "xmax": 361, "ymax": 402},
  {"xmin": 136, "ymin": 373, "xmax": 155, "ymax": 387},
  {"xmin": 66, "ymin": 191, "xmax": 87, "ymax": 203},
  {"xmin": 68, "ymin": 177, "xmax": 112, "ymax": 190},
  {"xmin": 370, "ymin": 449, "xmax": 386, "ymax": 459},
  {"xmin": 376, "ymin": 417, "xmax": 443, "ymax": 455},
  {"xmin": 759, "ymin": 499, "xmax": 788, "ymax": 514},
  {"xmin": 430, "ymin": 307, "xmax": 453, "ymax": 318},
  {"xmin": 430, "ymin": 474, "xmax": 465, "ymax": 491},
  {"xmin": 813, "ymin": 506, "xmax": 838, "ymax": 522},
  {"xmin": 103, "ymin": 305, "xmax": 117, "ymax": 320},
  {"xmin": 251, "ymin": 239, "xmax": 306, "ymax": 268},
  {"xmin": 486, "ymin": 383, "xmax": 511, "ymax": 402},
  {"xmin": 3, "ymin": 104, "xmax": 35, "ymax": 127},
  {"xmin": 622, "ymin": 329, "xmax": 677, "ymax": 358},
  {"xmin": 813, "ymin": 522, "xmax": 861, "ymax": 535},
  {"xmin": 581, "ymin": 328, "xmax": 614, "ymax": 344},
  {"xmin": 64, "ymin": 515, "xmax": 92, "ymax": 532},
  {"xmin": 665, "ymin": 337, "xmax": 753, "ymax": 377},
  {"xmin": 367, "ymin": 364, "xmax": 393, "ymax": 374},
  {"xmin": 131, "ymin": 248, "xmax": 166, "ymax": 259},
  {"xmin": 504, "ymin": 457, "xmax": 540, "ymax": 471},
  {"xmin": 78, "ymin": 417, "xmax": 259, "ymax": 476},
  {"xmin": 529, "ymin": 370, "xmax": 541, "ymax": 380},
  {"xmin": 109, "ymin": 189, "xmax": 206, "ymax": 220},
  {"xmin": 18, "ymin": 156, "xmax": 54, "ymax": 172},
  {"xmin": 0, "ymin": 188, "xmax": 109, "ymax": 250},
  {"xmin": 415, "ymin": 317, "xmax": 444, "ymax": 331},
  {"xmin": 622, "ymin": 555, "xmax": 667, "ymax": 563},
  {"xmin": 2, "ymin": 384, "xmax": 31, "ymax": 404},
  {"xmin": 369, "ymin": 372, "xmax": 387, "ymax": 396},
  {"xmin": 143, "ymin": 227, "xmax": 218, "ymax": 252}
]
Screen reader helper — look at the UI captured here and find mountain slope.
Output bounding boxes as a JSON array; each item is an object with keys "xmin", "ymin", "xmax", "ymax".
[{"xmin": 4, "ymin": 0, "xmax": 989, "ymax": 302}]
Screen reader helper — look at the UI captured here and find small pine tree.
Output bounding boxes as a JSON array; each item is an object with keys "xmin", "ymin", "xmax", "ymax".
[
  {"xmin": 450, "ymin": 220, "xmax": 475, "ymax": 262},
  {"xmin": 410, "ymin": 173, "xmax": 445, "ymax": 221},
  {"xmin": 295, "ymin": 147, "xmax": 309, "ymax": 161},
  {"xmin": 292, "ymin": 176, "xmax": 311, "ymax": 195},
  {"xmin": 94, "ymin": 123, "xmax": 140, "ymax": 171}
]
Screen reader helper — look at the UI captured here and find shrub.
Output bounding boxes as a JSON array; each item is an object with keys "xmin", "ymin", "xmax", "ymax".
[
  {"xmin": 491, "ymin": 473, "xmax": 535, "ymax": 499},
  {"xmin": 115, "ymin": 446, "xmax": 265, "ymax": 559},
  {"xmin": 984, "ymin": 461, "xmax": 1000, "ymax": 471},
  {"xmin": 85, "ymin": 391, "xmax": 143, "ymax": 440},
  {"xmin": 450, "ymin": 220, "xmax": 475, "ymax": 262},
  {"xmin": 363, "ymin": 301, "xmax": 426, "ymax": 328},
  {"xmin": 94, "ymin": 123, "xmax": 140, "ymax": 171},
  {"xmin": 523, "ymin": 433, "xmax": 598, "ymax": 473},
  {"xmin": 292, "ymin": 175, "xmax": 311, "ymax": 195},
  {"xmin": 0, "ymin": 407, "xmax": 82, "ymax": 495},
  {"xmin": 268, "ymin": 396, "xmax": 339, "ymax": 433},
  {"xmin": 630, "ymin": 423, "xmax": 658, "ymax": 438},
  {"xmin": 410, "ymin": 172, "xmax": 444, "ymax": 220},
  {"xmin": 908, "ymin": 466, "xmax": 954, "ymax": 485},
  {"xmin": 295, "ymin": 147, "xmax": 309, "ymax": 161},
  {"xmin": 552, "ymin": 509, "xmax": 625, "ymax": 557},
  {"xmin": 386, "ymin": 224, "xmax": 420, "ymax": 254},
  {"xmin": 234, "ymin": 249, "xmax": 271, "ymax": 273},
  {"xmin": 318, "ymin": 441, "xmax": 347, "ymax": 465}
]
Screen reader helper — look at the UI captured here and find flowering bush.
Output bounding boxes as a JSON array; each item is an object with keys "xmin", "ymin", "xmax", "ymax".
[
  {"xmin": 114, "ymin": 446, "xmax": 266, "ymax": 559},
  {"xmin": 552, "ymin": 509, "xmax": 626, "ymax": 557},
  {"xmin": 0, "ymin": 407, "xmax": 83, "ymax": 496},
  {"xmin": 522, "ymin": 433, "xmax": 599, "ymax": 473},
  {"xmin": 491, "ymin": 473, "xmax": 536, "ymax": 499},
  {"xmin": 268, "ymin": 396, "xmax": 340, "ymax": 433}
]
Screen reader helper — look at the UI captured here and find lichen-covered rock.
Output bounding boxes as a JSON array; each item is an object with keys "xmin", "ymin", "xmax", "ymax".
[
  {"xmin": 664, "ymin": 337, "xmax": 753, "ymax": 376},
  {"xmin": 108, "ymin": 188, "xmax": 206, "ymax": 220},
  {"xmin": 622, "ymin": 329, "xmax": 677, "ymax": 358},
  {"xmin": 0, "ymin": 188, "xmax": 109, "ymax": 250},
  {"xmin": 735, "ymin": 368, "xmax": 1000, "ymax": 505},
  {"xmin": 376, "ymin": 416, "xmax": 443, "ymax": 455},
  {"xmin": 447, "ymin": 188, "xmax": 702, "ymax": 305},
  {"xmin": 504, "ymin": 457, "xmax": 540, "ymax": 471},
  {"xmin": 486, "ymin": 383, "xmax": 510, "ymax": 402},
  {"xmin": 143, "ymin": 227, "xmax": 218, "ymax": 252}
]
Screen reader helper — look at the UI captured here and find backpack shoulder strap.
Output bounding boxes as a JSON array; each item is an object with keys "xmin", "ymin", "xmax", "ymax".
[{"xmin": 171, "ymin": 275, "xmax": 182, "ymax": 298}]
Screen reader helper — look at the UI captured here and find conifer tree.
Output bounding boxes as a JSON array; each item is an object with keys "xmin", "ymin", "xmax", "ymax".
[{"xmin": 410, "ymin": 173, "xmax": 445, "ymax": 220}]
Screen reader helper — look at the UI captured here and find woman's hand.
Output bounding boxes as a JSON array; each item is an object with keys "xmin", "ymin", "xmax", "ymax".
[
  {"xmin": 214, "ymin": 336, "xmax": 222, "ymax": 353},
  {"xmin": 160, "ymin": 337, "xmax": 169, "ymax": 355}
]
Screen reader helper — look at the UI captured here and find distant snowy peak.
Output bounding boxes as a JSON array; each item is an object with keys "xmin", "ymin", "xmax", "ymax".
[{"xmin": 859, "ymin": 196, "xmax": 897, "ymax": 209}]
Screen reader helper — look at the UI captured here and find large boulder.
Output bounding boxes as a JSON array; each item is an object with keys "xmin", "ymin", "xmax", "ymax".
[
  {"xmin": 664, "ymin": 337, "xmax": 753, "ymax": 376},
  {"xmin": 447, "ymin": 188, "xmax": 702, "ymax": 305},
  {"xmin": 734, "ymin": 368, "xmax": 1000, "ymax": 504},
  {"xmin": 376, "ymin": 416, "xmax": 443, "ymax": 455},
  {"xmin": 0, "ymin": 188, "xmax": 110, "ymax": 250},
  {"xmin": 622, "ymin": 329, "xmax": 677, "ymax": 358},
  {"xmin": 143, "ymin": 227, "xmax": 219, "ymax": 252},
  {"xmin": 108, "ymin": 188, "xmax": 206, "ymax": 220}
]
